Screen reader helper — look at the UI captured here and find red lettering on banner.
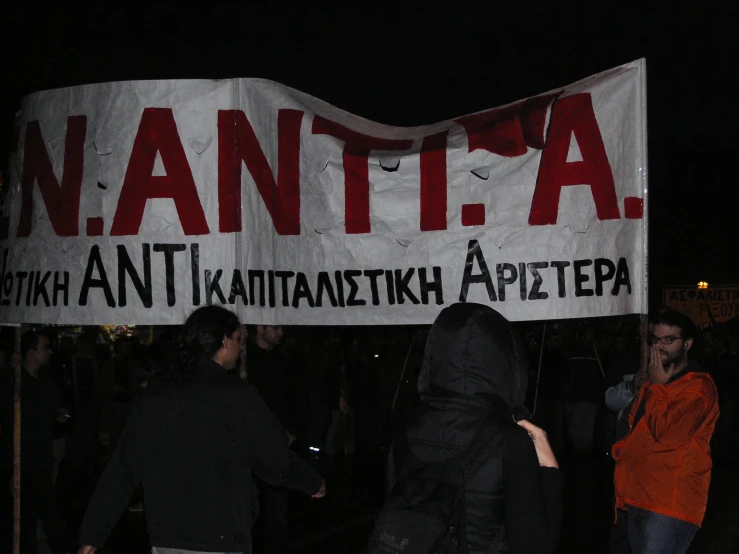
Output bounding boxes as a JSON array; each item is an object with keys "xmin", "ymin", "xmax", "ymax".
[
  {"xmin": 455, "ymin": 93, "xmax": 559, "ymax": 157},
  {"xmin": 420, "ymin": 132, "xmax": 448, "ymax": 231},
  {"xmin": 520, "ymin": 93, "xmax": 560, "ymax": 149},
  {"xmin": 218, "ymin": 109, "xmax": 303, "ymax": 235},
  {"xmin": 312, "ymin": 117, "xmax": 413, "ymax": 234},
  {"xmin": 111, "ymin": 108, "xmax": 208, "ymax": 236},
  {"xmin": 529, "ymin": 94, "xmax": 620, "ymax": 225},
  {"xmin": 17, "ymin": 117, "xmax": 87, "ymax": 237},
  {"xmin": 624, "ymin": 197, "xmax": 644, "ymax": 219}
]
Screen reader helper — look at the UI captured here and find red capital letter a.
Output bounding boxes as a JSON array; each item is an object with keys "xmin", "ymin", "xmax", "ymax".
[
  {"xmin": 17, "ymin": 116, "xmax": 87, "ymax": 237},
  {"xmin": 529, "ymin": 93, "xmax": 620, "ymax": 225},
  {"xmin": 218, "ymin": 109, "xmax": 303, "ymax": 235},
  {"xmin": 111, "ymin": 108, "xmax": 209, "ymax": 236}
]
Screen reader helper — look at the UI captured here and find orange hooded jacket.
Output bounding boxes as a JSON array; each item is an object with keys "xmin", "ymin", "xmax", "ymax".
[{"xmin": 612, "ymin": 367, "xmax": 719, "ymax": 526}]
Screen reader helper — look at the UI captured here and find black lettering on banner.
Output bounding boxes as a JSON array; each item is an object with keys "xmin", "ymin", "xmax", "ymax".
[
  {"xmin": 275, "ymin": 271, "xmax": 295, "ymax": 307},
  {"xmin": 551, "ymin": 261, "xmax": 570, "ymax": 298},
  {"xmin": 594, "ymin": 258, "xmax": 616, "ymax": 296},
  {"xmin": 496, "ymin": 263, "xmax": 517, "ymax": 302},
  {"xmin": 344, "ymin": 270, "xmax": 366, "ymax": 306},
  {"xmin": 33, "ymin": 271, "xmax": 51, "ymax": 306},
  {"xmin": 574, "ymin": 259, "xmax": 594, "ymax": 297},
  {"xmin": 364, "ymin": 269, "xmax": 384, "ymax": 306},
  {"xmin": 518, "ymin": 263, "xmax": 526, "ymax": 301},
  {"xmin": 292, "ymin": 272, "xmax": 315, "ymax": 308},
  {"xmin": 527, "ymin": 263, "xmax": 549, "ymax": 300},
  {"xmin": 459, "ymin": 240, "xmax": 497, "ymax": 302},
  {"xmin": 228, "ymin": 270, "xmax": 247, "ymax": 305},
  {"xmin": 2, "ymin": 271, "xmax": 11, "ymax": 305},
  {"xmin": 419, "ymin": 267, "xmax": 444, "ymax": 305},
  {"xmin": 248, "ymin": 270, "xmax": 266, "ymax": 306},
  {"xmin": 613, "ymin": 258, "xmax": 632, "ymax": 295},
  {"xmin": 395, "ymin": 269, "xmax": 420, "ymax": 305},
  {"xmin": 79, "ymin": 246, "xmax": 115, "ymax": 307},
  {"xmin": 117, "ymin": 244, "xmax": 153, "ymax": 308},
  {"xmin": 334, "ymin": 271, "xmax": 346, "ymax": 307},
  {"xmin": 154, "ymin": 244, "xmax": 186, "ymax": 307},
  {"xmin": 0, "ymin": 248, "xmax": 8, "ymax": 305},
  {"xmin": 15, "ymin": 272, "xmax": 27, "ymax": 305},
  {"xmin": 384, "ymin": 270, "xmax": 396, "ymax": 305},
  {"xmin": 205, "ymin": 270, "xmax": 227, "ymax": 304},
  {"xmin": 315, "ymin": 272, "xmax": 339, "ymax": 307},
  {"xmin": 268, "ymin": 270, "xmax": 276, "ymax": 308},
  {"xmin": 190, "ymin": 244, "xmax": 201, "ymax": 306},
  {"xmin": 54, "ymin": 272, "xmax": 69, "ymax": 307},
  {"xmin": 25, "ymin": 271, "xmax": 34, "ymax": 306}
]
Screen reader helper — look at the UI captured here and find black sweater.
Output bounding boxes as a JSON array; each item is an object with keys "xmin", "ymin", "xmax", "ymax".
[{"xmin": 79, "ymin": 358, "xmax": 322, "ymax": 552}]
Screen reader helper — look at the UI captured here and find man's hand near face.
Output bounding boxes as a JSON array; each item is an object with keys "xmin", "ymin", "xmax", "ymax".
[{"xmin": 648, "ymin": 345, "xmax": 679, "ymax": 385}]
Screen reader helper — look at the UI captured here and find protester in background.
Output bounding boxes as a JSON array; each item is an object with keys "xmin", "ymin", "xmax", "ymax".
[
  {"xmin": 1, "ymin": 331, "xmax": 68, "ymax": 554},
  {"xmin": 247, "ymin": 323, "xmax": 305, "ymax": 554},
  {"xmin": 565, "ymin": 322, "xmax": 604, "ymax": 453},
  {"xmin": 78, "ymin": 306, "xmax": 325, "ymax": 554},
  {"xmin": 95, "ymin": 337, "xmax": 141, "ymax": 449},
  {"xmin": 530, "ymin": 328, "xmax": 568, "ymax": 459},
  {"xmin": 613, "ymin": 310, "xmax": 719, "ymax": 554}
]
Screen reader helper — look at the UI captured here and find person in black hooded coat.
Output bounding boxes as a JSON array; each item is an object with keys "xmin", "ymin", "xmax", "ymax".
[{"xmin": 386, "ymin": 303, "xmax": 563, "ymax": 554}]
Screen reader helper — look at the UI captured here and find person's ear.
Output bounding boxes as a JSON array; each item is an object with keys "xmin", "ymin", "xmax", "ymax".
[{"xmin": 685, "ymin": 338, "xmax": 693, "ymax": 353}]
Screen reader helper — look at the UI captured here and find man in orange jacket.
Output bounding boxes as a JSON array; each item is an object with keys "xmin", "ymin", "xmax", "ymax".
[{"xmin": 612, "ymin": 309, "xmax": 719, "ymax": 554}]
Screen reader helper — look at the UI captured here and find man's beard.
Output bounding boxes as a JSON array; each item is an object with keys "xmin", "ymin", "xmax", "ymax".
[{"xmin": 660, "ymin": 347, "xmax": 686, "ymax": 368}]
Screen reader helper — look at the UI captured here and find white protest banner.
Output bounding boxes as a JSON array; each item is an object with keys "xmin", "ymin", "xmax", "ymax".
[{"xmin": 0, "ymin": 60, "xmax": 647, "ymax": 325}]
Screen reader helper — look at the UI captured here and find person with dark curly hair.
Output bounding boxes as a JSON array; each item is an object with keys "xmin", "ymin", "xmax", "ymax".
[{"xmin": 78, "ymin": 306, "xmax": 325, "ymax": 554}]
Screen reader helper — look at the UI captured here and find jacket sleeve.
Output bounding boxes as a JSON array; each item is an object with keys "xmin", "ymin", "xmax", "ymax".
[
  {"xmin": 79, "ymin": 401, "xmax": 143, "ymax": 548},
  {"xmin": 643, "ymin": 376, "xmax": 718, "ymax": 447},
  {"xmin": 605, "ymin": 376, "xmax": 635, "ymax": 413},
  {"xmin": 239, "ymin": 386, "xmax": 323, "ymax": 496},
  {"xmin": 503, "ymin": 427, "xmax": 563, "ymax": 554}
]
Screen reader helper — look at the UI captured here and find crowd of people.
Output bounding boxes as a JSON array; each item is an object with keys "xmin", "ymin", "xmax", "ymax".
[{"xmin": 0, "ymin": 304, "xmax": 735, "ymax": 554}]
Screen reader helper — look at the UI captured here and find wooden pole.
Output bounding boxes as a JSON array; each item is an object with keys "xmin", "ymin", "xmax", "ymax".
[
  {"xmin": 239, "ymin": 324, "xmax": 247, "ymax": 382},
  {"xmin": 532, "ymin": 323, "xmax": 547, "ymax": 417},
  {"xmin": 391, "ymin": 335, "xmax": 414, "ymax": 413},
  {"xmin": 13, "ymin": 326, "xmax": 22, "ymax": 554},
  {"xmin": 640, "ymin": 314, "xmax": 649, "ymax": 375},
  {"xmin": 238, "ymin": 324, "xmax": 251, "ymax": 554}
]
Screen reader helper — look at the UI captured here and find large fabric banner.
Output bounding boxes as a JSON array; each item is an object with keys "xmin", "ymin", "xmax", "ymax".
[{"xmin": 0, "ymin": 60, "xmax": 647, "ymax": 325}]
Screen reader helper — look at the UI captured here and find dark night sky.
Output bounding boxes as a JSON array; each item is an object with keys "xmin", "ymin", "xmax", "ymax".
[{"xmin": 2, "ymin": 5, "xmax": 738, "ymax": 307}]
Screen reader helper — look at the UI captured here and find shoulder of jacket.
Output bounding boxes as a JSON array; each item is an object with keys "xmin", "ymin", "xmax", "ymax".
[{"xmin": 675, "ymin": 371, "xmax": 718, "ymax": 393}]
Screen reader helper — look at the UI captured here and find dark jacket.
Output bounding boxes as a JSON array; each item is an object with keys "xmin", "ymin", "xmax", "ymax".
[
  {"xmin": 79, "ymin": 357, "xmax": 322, "ymax": 552},
  {"xmin": 387, "ymin": 303, "xmax": 563, "ymax": 554},
  {"xmin": 1, "ymin": 367, "xmax": 61, "ymax": 473}
]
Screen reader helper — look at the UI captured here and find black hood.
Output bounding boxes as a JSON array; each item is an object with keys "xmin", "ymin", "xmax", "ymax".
[{"xmin": 418, "ymin": 302, "xmax": 529, "ymax": 415}]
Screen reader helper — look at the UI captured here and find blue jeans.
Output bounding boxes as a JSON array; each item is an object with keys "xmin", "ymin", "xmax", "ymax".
[{"xmin": 627, "ymin": 506, "xmax": 698, "ymax": 554}]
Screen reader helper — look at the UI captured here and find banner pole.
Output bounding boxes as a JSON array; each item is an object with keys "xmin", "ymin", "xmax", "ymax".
[
  {"xmin": 239, "ymin": 324, "xmax": 247, "ymax": 382},
  {"xmin": 13, "ymin": 326, "xmax": 22, "ymax": 554},
  {"xmin": 640, "ymin": 315, "xmax": 649, "ymax": 375},
  {"xmin": 532, "ymin": 323, "xmax": 547, "ymax": 417},
  {"xmin": 391, "ymin": 335, "xmax": 415, "ymax": 413}
]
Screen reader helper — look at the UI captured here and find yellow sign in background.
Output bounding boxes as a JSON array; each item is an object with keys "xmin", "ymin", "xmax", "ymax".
[{"xmin": 664, "ymin": 285, "xmax": 739, "ymax": 329}]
